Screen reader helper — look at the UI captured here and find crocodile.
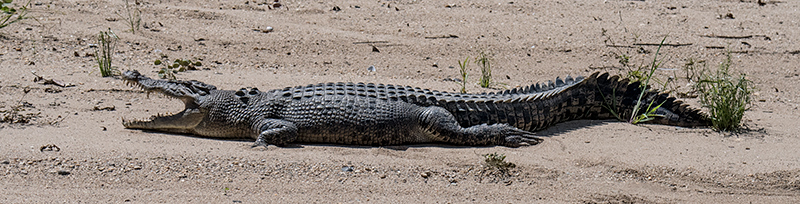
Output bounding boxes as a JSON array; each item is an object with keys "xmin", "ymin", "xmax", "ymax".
[{"xmin": 121, "ymin": 70, "xmax": 708, "ymax": 147}]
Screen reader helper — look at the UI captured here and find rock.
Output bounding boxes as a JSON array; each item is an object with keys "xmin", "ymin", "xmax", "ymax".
[
  {"xmin": 341, "ymin": 166, "xmax": 354, "ymax": 172},
  {"xmin": 420, "ymin": 171, "xmax": 431, "ymax": 178}
]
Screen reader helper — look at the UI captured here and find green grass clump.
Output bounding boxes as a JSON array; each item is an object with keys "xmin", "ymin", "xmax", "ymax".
[
  {"xmin": 1, "ymin": 0, "xmax": 29, "ymax": 30},
  {"xmin": 95, "ymin": 29, "xmax": 119, "ymax": 77},
  {"xmin": 476, "ymin": 52, "xmax": 492, "ymax": 88},
  {"xmin": 695, "ymin": 54, "xmax": 753, "ymax": 131},
  {"xmin": 457, "ymin": 57, "xmax": 469, "ymax": 93}
]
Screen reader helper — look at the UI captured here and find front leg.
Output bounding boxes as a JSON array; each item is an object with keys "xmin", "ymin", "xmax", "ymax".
[{"xmin": 252, "ymin": 119, "xmax": 298, "ymax": 148}]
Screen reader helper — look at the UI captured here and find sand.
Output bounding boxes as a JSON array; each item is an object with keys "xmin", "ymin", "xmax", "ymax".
[{"xmin": 1, "ymin": 0, "xmax": 799, "ymax": 203}]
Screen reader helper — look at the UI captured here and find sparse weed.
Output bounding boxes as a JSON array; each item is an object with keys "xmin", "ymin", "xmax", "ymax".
[
  {"xmin": 601, "ymin": 36, "xmax": 668, "ymax": 124},
  {"xmin": 483, "ymin": 152, "xmax": 515, "ymax": 171},
  {"xmin": 616, "ymin": 53, "xmax": 632, "ymax": 68},
  {"xmin": 117, "ymin": 0, "xmax": 141, "ymax": 34},
  {"xmin": 0, "ymin": 103, "xmax": 39, "ymax": 124},
  {"xmin": 683, "ymin": 57, "xmax": 707, "ymax": 82},
  {"xmin": 476, "ymin": 52, "xmax": 492, "ymax": 88},
  {"xmin": 155, "ymin": 58, "xmax": 202, "ymax": 79},
  {"xmin": 95, "ymin": 29, "xmax": 119, "ymax": 77},
  {"xmin": 0, "ymin": 0, "xmax": 30, "ymax": 30},
  {"xmin": 695, "ymin": 53, "xmax": 753, "ymax": 131},
  {"xmin": 0, "ymin": 87, "xmax": 39, "ymax": 124},
  {"xmin": 628, "ymin": 36, "xmax": 668, "ymax": 124},
  {"xmin": 457, "ymin": 57, "xmax": 469, "ymax": 93},
  {"xmin": 619, "ymin": 54, "xmax": 670, "ymax": 90},
  {"xmin": 625, "ymin": 65, "xmax": 647, "ymax": 83}
]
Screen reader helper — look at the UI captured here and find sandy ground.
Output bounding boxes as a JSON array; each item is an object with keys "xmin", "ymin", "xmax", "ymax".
[{"xmin": 1, "ymin": 0, "xmax": 800, "ymax": 203}]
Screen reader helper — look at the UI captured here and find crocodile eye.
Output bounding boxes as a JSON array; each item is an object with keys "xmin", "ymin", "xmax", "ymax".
[
  {"xmin": 235, "ymin": 88, "xmax": 246, "ymax": 97},
  {"xmin": 249, "ymin": 88, "xmax": 259, "ymax": 95}
]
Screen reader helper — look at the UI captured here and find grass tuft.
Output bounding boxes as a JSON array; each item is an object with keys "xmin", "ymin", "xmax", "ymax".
[
  {"xmin": 457, "ymin": 57, "xmax": 469, "ymax": 93},
  {"xmin": 695, "ymin": 53, "xmax": 753, "ymax": 131},
  {"xmin": 476, "ymin": 52, "xmax": 492, "ymax": 88},
  {"xmin": 95, "ymin": 29, "xmax": 119, "ymax": 77}
]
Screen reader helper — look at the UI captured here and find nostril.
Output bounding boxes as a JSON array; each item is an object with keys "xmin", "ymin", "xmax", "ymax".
[{"xmin": 249, "ymin": 88, "xmax": 259, "ymax": 95}]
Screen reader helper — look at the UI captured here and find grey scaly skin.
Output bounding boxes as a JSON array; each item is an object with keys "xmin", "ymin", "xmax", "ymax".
[{"xmin": 121, "ymin": 70, "xmax": 709, "ymax": 147}]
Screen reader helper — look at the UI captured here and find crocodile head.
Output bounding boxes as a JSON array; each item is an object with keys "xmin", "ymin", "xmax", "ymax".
[{"xmin": 121, "ymin": 70, "xmax": 217, "ymax": 134}]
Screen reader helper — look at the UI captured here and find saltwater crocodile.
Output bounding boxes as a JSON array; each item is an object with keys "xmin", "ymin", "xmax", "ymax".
[{"xmin": 121, "ymin": 70, "xmax": 708, "ymax": 147}]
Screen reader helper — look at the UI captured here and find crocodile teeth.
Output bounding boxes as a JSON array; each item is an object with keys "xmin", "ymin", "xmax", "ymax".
[{"xmin": 122, "ymin": 117, "xmax": 151, "ymax": 124}]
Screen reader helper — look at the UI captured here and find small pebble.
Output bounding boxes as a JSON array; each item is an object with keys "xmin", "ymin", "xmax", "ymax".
[
  {"xmin": 420, "ymin": 171, "xmax": 431, "ymax": 178},
  {"xmin": 367, "ymin": 65, "xmax": 376, "ymax": 72},
  {"xmin": 341, "ymin": 166, "xmax": 354, "ymax": 172}
]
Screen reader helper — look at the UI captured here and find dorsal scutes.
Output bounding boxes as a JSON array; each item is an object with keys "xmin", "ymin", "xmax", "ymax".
[{"xmin": 281, "ymin": 74, "xmax": 586, "ymax": 105}]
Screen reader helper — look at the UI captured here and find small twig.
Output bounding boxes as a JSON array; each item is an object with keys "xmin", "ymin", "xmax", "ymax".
[
  {"xmin": 757, "ymin": 0, "xmax": 783, "ymax": 6},
  {"xmin": 699, "ymin": 34, "xmax": 768, "ymax": 39},
  {"xmin": 15, "ymin": 87, "xmax": 31, "ymax": 105},
  {"xmin": 352, "ymin": 41, "xmax": 389, "ymax": 44},
  {"xmin": 49, "ymin": 113, "xmax": 69, "ymax": 125},
  {"xmin": 607, "ymin": 43, "xmax": 691, "ymax": 48},
  {"xmin": 633, "ymin": 42, "xmax": 692, "ymax": 47},
  {"xmin": 605, "ymin": 44, "xmax": 638, "ymax": 48},
  {"xmin": 31, "ymin": 71, "xmax": 75, "ymax": 87},
  {"xmin": 424, "ymin": 34, "xmax": 459, "ymax": 39}
]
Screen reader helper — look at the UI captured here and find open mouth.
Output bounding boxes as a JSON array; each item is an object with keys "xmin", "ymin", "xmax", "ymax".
[{"xmin": 120, "ymin": 70, "xmax": 210, "ymax": 132}]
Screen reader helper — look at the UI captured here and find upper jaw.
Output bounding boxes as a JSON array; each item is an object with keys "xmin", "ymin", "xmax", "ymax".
[{"xmin": 122, "ymin": 70, "xmax": 217, "ymax": 103}]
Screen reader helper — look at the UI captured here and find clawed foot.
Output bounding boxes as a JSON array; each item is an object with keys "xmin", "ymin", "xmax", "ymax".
[
  {"xmin": 252, "ymin": 137, "xmax": 298, "ymax": 149},
  {"xmin": 251, "ymin": 138, "xmax": 270, "ymax": 149},
  {"xmin": 504, "ymin": 129, "xmax": 542, "ymax": 147}
]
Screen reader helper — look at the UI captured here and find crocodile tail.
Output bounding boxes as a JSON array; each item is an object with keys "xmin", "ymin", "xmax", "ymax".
[{"xmin": 590, "ymin": 72, "xmax": 710, "ymax": 127}]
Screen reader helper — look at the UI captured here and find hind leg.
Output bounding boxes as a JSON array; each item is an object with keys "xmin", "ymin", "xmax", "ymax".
[{"xmin": 416, "ymin": 106, "xmax": 541, "ymax": 147}]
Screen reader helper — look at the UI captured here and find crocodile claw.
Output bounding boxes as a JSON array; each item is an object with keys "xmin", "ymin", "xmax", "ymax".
[
  {"xmin": 504, "ymin": 130, "xmax": 542, "ymax": 147},
  {"xmin": 251, "ymin": 140, "xmax": 269, "ymax": 149}
]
